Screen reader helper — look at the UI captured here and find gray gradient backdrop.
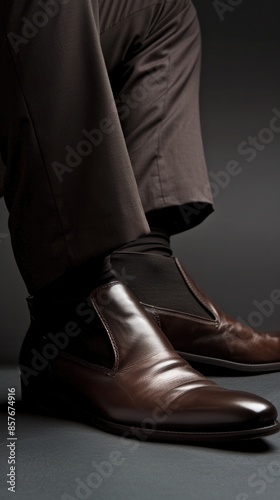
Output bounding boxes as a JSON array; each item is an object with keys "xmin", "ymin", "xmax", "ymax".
[
  {"xmin": 0, "ymin": 0, "xmax": 280, "ymax": 364},
  {"xmin": 1, "ymin": 3, "xmax": 280, "ymax": 500}
]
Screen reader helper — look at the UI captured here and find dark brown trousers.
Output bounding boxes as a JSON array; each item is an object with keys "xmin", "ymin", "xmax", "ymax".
[{"xmin": 0, "ymin": 0, "xmax": 213, "ymax": 293}]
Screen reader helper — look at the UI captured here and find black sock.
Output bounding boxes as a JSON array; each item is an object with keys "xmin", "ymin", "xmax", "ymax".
[
  {"xmin": 34, "ymin": 256, "xmax": 116, "ymax": 300},
  {"xmin": 117, "ymin": 227, "xmax": 173, "ymax": 257}
]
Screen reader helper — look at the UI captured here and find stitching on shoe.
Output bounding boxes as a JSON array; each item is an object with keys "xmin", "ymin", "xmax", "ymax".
[
  {"xmin": 150, "ymin": 307, "xmax": 162, "ymax": 329},
  {"xmin": 175, "ymin": 258, "xmax": 218, "ymax": 321},
  {"xmin": 143, "ymin": 304, "xmax": 218, "ymax": 325},
  {"xmin": 90, "ymin": 282, "xmax": 120, "ymax": 376}
]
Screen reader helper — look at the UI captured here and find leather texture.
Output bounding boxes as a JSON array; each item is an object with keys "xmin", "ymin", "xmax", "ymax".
[
  {"xmin": 19, "ymin": 281, "xmax": 279, "ymax": 443},
  {"xmin": 2, "ymin": 368, "xmax": 280, "ymax": 500},
  {"xmin": 111, "ymin": 252, "xmax": 280, "ymax": 372}
]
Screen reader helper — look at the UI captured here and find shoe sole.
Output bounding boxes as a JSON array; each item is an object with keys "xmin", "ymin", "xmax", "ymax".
[
  {"xmin": 178, "ymin": 351, "xmax": 280, "ymax": 373},
  {"xmin": 20, "ymin": 383, "xmax": 280, "ymax": 444}
]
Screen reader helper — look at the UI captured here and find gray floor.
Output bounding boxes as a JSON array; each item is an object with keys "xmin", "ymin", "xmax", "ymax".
[{"xmin": 0, "ymin": 366, "xmax": 280, "ymax": 500}]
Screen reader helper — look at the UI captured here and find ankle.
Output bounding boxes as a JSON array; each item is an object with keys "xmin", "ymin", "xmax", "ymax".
[{"xmin": 116, "ymin": 227, "xmax": 172, "ymax": 257}]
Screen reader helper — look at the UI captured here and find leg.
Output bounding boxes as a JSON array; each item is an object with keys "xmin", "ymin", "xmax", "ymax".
[
  {"xmin": 0, "ymin": 0, "xmax": 149, "ymax": 293},
  {"xmin": 100, "ymin": 0, "xmax": 213, "ymax": 234}
]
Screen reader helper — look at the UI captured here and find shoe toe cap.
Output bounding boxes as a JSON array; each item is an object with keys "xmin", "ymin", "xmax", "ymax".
[{"xmin": 163, "ymin": 386, "xmax": 278, "ymax": 433}]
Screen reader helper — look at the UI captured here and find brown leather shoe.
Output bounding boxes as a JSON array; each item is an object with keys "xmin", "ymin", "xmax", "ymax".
[
  {"xmin": 111, "ymin": 253, "xmax": 280, "ymax": 373},
  {"xmin": 19, "ymin": 281, "xmax": 279, "ymax": 443}
]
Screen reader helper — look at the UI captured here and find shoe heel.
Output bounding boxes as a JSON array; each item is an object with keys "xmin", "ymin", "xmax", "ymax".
[
  {"xmin": 20, "ymin": 369, "xmax": 76, "ymax": 421},
  {"xmin": 20, "ymin": 365, "xmax": 58, "ymax": 413}
]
